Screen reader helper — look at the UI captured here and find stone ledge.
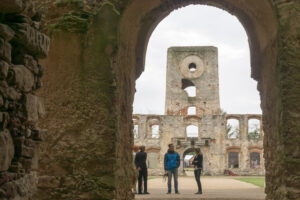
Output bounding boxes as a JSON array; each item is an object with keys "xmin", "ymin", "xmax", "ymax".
[{"xmin": 11, "ymin": 23, "xmax": 50, "ymax": 58}]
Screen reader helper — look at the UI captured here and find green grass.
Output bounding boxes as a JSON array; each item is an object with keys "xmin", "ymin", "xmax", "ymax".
[
  {"xmin": 184, "ymin": 168, "xmax": 194, "ymax": 171},
  {"xmin": 235, "ymin": 177, "xmax": 265, "ymax": 188}
]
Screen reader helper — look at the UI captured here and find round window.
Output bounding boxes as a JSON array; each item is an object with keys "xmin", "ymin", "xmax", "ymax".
[{"xmin": 179, "ymin": 55, "xmax": 204, "ymax": 78}]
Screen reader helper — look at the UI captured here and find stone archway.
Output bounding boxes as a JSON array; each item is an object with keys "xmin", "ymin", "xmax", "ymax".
[
  {"xmin": 1, "ymin": 1, "xmax": 298, "ymax": 200},
  {"xmin": 117, "ymin": 1, "xmax": 298, "ymax": 199},
  {"xmin": 179, "ymin": 147, "xmax": 206, "ymax": 175}
]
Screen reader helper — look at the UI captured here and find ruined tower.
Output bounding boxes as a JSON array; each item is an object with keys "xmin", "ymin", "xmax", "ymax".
[{"xmin": 165, "ymin": 46, "xmax": 221, "ymax": 115}]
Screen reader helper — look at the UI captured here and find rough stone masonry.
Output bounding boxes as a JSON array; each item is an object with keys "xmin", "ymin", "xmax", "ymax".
[
  {"xmin": 0, "ymin": 0, "xmax": 50, "ymax": 199},
  {"xmin": 0, "ymin": 0, "xmax": 299, "ymax": 200}
]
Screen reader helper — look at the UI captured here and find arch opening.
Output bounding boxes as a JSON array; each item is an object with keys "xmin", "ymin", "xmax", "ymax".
[
  {"xmin": 126, "ymin": 1, "xmax": 276, "ymax": 198},
  {"xmin": 186, "ymin": 125, "xmax": 199, "ymax": 138}
]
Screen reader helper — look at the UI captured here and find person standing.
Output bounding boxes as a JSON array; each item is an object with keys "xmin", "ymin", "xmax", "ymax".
[
  {"xmin": 134, "ymin": 145, "xmax": 149, "ymax": 194},
  {"xmin": 192, "ymin": 148, "xmax": 203, "ymax": 194},
  {"xmin": 164, "ymin": 143, "xmax": 180, "ymax": 194}
]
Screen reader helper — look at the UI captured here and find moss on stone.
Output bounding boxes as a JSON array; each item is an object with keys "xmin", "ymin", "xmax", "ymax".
[{"xmin": 47, "ymin": 11, "xmax": 95, "ymax": 34}]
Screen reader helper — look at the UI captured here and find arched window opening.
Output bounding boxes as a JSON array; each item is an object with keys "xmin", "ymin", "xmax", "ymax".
[
  {"xmin": 250, "ymin": 152, "xmax": 261, "ymax": 168},
  {"xmin": 187, "ymin": 106, "xmax": 196, "ymax": 115},
  {"xmin": 226, "ymin": 119, "xmax": 239, "ymax": 139},
  {"xmin": 133, "ymin": 124, "xmax": 138, "ymax": 139},
  {"xmin": 188, "ymin": 63, "xmax": 196, "ymax": 72},
  {"xmin": 148, "ymin": 152, "xmax": 158, "ymax": 168},
  {"xmin": 228, "ymin": 152, "xmax": 239, "ymax": 168},
  {"xmin": 248, "ymin": 119, "xmax": 260, "ymax": 139},
  {"xmin": 186, "ymin": 125, "xmax": 198, "ymax": 138},
  {"xmin": 184, "ymin": 86, "xmax": 196, "ymax": 97},
  {"xmin": 151, "ymin": 125, "xmax": 159, "ymax": 138}
]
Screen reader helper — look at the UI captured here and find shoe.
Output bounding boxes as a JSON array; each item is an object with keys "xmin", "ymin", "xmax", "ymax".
[
  {"xmin": 195, "ymin": 191, "xmax": 202, "ymax": 194},
  {"xmin": 138, "ymin": 192, "xmax": 143, "ymax": 195},
  {"xmin": 144, "ymin": 192, "xmax": 150, "ymax": 194},
  {"xmin": 175, "ymin": 191, "xmax": 180, "ymax": 194},
  {"xmin": 166, "ymin": 191, "xmax": 171, "ymax": 194}
]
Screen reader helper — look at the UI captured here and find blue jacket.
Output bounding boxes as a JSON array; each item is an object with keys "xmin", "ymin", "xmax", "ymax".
[{"xmin": 164, "ymin": 150, "xmax": 180, "ymax": 170}]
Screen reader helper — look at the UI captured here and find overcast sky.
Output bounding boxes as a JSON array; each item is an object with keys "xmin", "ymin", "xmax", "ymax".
[{"xmin": 133, "ymin": 5, "xmax": 262, "ymax": 115}]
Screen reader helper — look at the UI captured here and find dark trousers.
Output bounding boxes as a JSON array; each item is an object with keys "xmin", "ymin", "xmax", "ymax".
[
  {"xmin": 167, "ymin": 168, "xmax": 178, "ymax": 193},
  {"xmin": 194, "ymin": 169, "xmax": 202, "ymax": 193},
  {"xmin": 138, "ymin": 168, "xmax": 147, "ymax": 193}
]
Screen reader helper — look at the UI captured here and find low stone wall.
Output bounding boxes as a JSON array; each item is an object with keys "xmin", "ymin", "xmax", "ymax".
[{"xmin": 0, "ymin": 0, "xmax": 49, "ymax": 199}]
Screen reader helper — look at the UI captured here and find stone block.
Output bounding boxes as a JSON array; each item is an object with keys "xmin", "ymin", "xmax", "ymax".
[
  {"xmin": 0, "ymin": 112, "xmax": 10, "ymax": 130},
  {"xmin": 0, "ymin": 86, "xmax": 22, "ymax": 100},
  {"xmin": 30, "ymin": 141, "xmax": 39, "ymax": 170},
  {"xmin": 0, "ymin": 37, "xmax": 11, "ymax": 63},
  {"xmin": 0, "ymin": 129, "xmax": 14, "ymax": 171},
  {"xmin": 23, "ymin": 55, "xmax": 39, "ymax": 75},
  {"xmin": 31, "ymin": 129, "xmax": 44, "ymax": 141},
  {"xmin": 0, "ymin": 181, "xmax": 18, "ymax": 198},
  {"xmin": 20, "ymin": 146, "xmax": 34, "ymax": 158},
  {"xmin": 0, "ymin": 96, "xmax": 3, "ymax": 107},
  {"xmin": 0, "ymin": 24, "xmax": 15, "ymax": 41},
  {"xmin": 25, "ymin": 94, "xmax": 45, "ymax": 123},
  {"xmin": 12, "ymin": 23, "xmax": 50, "ymax": 58},
  {"xmin": 0, "ymin": 0, "xmax": 23, "ymax": 14},
  {"xmin": 19, "ymin": 157, "xmax": 32, "ymax": 171},
  {"xmin": 9, "ymin": 162, "xmax": 22, "ymax": 173},
  {"xmin": 0, "ymin": 60, "xmax": 9, "ymax": 80},
  {"xmin": 11, "ymin": 65, "xmax": 34, "ymax": 92}
]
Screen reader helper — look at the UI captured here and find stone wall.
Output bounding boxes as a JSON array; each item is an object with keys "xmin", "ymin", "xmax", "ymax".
[
  {"xmin": 0, "ymin": 0, "xmax": 50, "ymax": 199},
  {"xmin": 261, "ymin": 1, "xmax": 300, "ymax": 199},
  {"xmin": 31, "ymin": 1, "xmax": 134, "ymax": 200},
  {"xmin": 134, "ymin": 114, "xmax": 264, "ymax": 176}
]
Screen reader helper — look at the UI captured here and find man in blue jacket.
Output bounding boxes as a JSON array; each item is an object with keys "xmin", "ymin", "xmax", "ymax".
[{"xmin": 164, "ymin": 143, "xmax": 180, "ymax": 194}]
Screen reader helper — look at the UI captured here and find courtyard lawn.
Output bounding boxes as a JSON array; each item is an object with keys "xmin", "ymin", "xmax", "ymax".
[
  {"xmin": 184, "ymin": 168, "xmax": 194, "ymax": 171},
  {"xmin": 235, "ymin": 177, "xmax": 265, "ymax": 188}
]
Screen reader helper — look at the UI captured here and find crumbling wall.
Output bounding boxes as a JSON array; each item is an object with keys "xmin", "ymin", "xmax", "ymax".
[
  {"xmin": 31, "ymin": 0, "xmax": 134, "ymax": 199},
  {"xmin": 261, "ymin": 1, "xmax": 300, "ymax": 199},
  {"xmin": 0, "ymin": 0, "xmax": 50, "ymax": 199},
  {"xmin": 0, "ymin": 0, "xmax": 298, "ymax": 200},
  {"xmin": 133, "ymin": 114, "xmax": 264, "ymax": 176}
]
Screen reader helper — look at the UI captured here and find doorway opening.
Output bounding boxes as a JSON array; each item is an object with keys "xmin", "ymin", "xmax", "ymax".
[{"xmin": 131, "ymin": 3, "xmax": 268, "ymax": 199}]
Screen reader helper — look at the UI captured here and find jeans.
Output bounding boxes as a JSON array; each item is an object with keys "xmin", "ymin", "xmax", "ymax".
[
  {"xmin": 194, "ymin": 169, "xmax": 202, "ymax": 192},
  {"xmin": 167, "ymin": 168, "xmax": 178, "ymax": 192},
  {"xmin": 138, "ymin": 168, "xmax": 147, "ymax": 193}
]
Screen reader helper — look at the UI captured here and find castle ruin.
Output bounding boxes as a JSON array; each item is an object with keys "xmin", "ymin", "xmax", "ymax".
[{"xmin": 134, "ymin": 46, "xmax": 264, "ymax": 176}]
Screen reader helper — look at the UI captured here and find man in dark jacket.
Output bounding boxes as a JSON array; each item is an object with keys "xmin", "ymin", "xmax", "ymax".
[
  {"xmin": 164, "ymin": 143, "xmax": 180, "ymax": 194},
  {"xmin": 134, "ymin": 145, "xmax": 149, "ymax": 194}
]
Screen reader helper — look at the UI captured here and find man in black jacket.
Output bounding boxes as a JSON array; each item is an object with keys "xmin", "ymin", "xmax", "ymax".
[{"xmin": 134, "ymin": 145, "xmax": 149, "ymax": 194}]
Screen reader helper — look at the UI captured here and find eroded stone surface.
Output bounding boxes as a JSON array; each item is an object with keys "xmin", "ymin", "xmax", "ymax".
[
  {"xmin": 25, "ymin": 94, "xmax": 45, "ymax": 123},
  {"xmin": 0, "ymin": 130, "xmax": 14, "ymax": 171},
  {"xmin": 11, "ymin": 65, "xmax": 35, "ymax": 92}
]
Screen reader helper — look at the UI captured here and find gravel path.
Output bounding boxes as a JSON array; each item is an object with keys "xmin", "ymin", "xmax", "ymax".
[{"xmin": 135, "ymin": 176, "xmax": 265, "ymax": 200}]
